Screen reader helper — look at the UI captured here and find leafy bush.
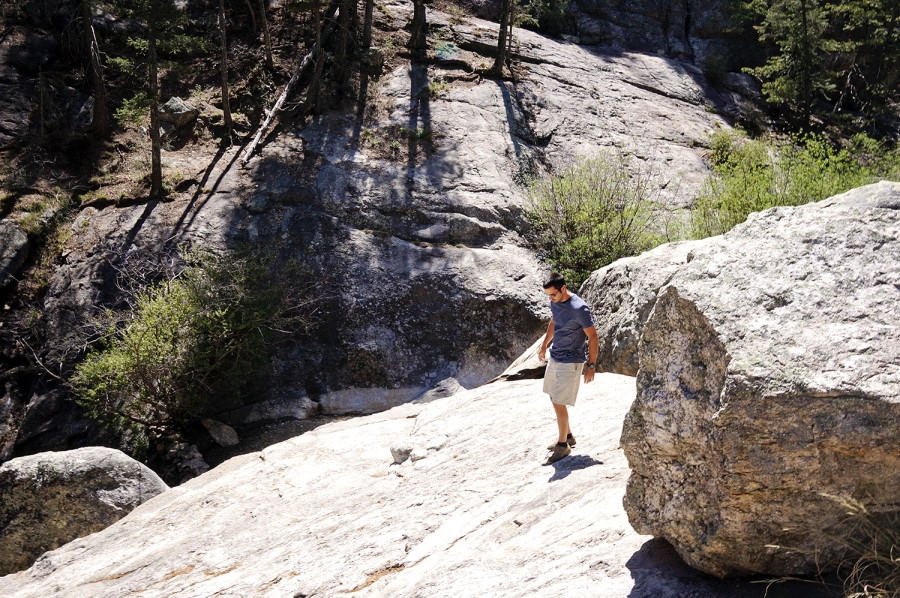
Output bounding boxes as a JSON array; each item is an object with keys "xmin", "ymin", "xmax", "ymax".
[
  {"xmin": 690, "ymin": 130, "xmax": 899, "ymax": 238},
  {"xmin": 71, "ymin": 248, "xmax": 319, "ymax": 443},
  {"xmin": 525, "ymin": 153, "xmax": 664, "ymax": 288}
]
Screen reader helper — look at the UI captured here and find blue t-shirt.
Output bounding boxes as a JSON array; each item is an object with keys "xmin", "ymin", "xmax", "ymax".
[{"xmin": 549, "ymin": 293, "xmax": 595, "ymax": 363}]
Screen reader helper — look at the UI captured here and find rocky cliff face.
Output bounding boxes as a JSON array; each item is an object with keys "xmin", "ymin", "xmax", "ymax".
[
  {"xmin": 585, "ymin": 181, "xmax": 900, "ymax": 577},
  {"xmin": 570, "ymin": 0, "xmax": 760, "ymax": 68},
  {"xmin": 4, "ymin": 0, "xmax": 737, "ymax": 458},
  {"xmin": 0, "ymin": 374, "xmax": 835, "ymax": 597}
]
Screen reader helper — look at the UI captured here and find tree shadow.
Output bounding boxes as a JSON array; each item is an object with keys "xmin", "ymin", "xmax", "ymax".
[
  {"xmin": 625, "ymin": 538, "xmax": 842, "ymax": 598},
  {"xmin": 407, "ymin": 62, "xmax": 431, "ymax": 171},
  {"xmin": 165, "ymin": 137, "xmax": 249, "ymax": 249}
]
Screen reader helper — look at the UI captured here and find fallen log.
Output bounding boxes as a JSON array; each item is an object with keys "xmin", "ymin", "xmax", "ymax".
[{"xmin": 241, "ymin": 1, "xmax": 339, "ymax": 166}]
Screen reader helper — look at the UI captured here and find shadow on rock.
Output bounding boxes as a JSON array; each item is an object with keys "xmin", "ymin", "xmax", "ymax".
[
  {"xmin": 545, "ymin": 454, "xmax": 602, "ymax": 481},
  {"xmin": 625, "ymin": 538, "xmax": 842, "ymax": 598}
]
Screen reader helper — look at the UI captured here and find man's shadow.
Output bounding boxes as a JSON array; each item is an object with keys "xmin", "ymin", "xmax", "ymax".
[{"xmin": 545, "ymin": 454, "xmax": 603, "ymax": 482}]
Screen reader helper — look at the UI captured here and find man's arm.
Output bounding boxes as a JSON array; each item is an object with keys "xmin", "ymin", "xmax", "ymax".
[
  {"xmin": 583, "ymin": 325, "xmax": 599, "ymax": 383},
  {"xmin": 538, "ymin": 319, "xmax": 554, "ymax": 362}
]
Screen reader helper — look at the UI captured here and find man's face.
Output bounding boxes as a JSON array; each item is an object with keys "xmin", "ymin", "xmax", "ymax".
[{"xmin": 545, "ymin": 285, "xmax": 565, "ymax": 303}]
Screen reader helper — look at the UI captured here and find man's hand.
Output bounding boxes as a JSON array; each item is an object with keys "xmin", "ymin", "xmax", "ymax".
[
  {"xmin": 538, "ymin": 345, "xmax": 547, "ymax": 363},
  {"xmin": 583, "ymin": 367, "xmax": 595, "ymax": 384}
]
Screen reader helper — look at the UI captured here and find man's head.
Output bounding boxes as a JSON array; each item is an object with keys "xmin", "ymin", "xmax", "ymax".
[{"xmin": 543, "ymin": 272, "xmax": 568, "ymax": 303}]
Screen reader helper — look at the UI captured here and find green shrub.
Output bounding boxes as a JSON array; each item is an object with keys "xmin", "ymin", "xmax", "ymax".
[
  {"xmin": 690, "ymin": 131, "xmax": 898, "ymax": 238},
  {"xmin": 71, "ymin": 248, "xmax": 319, "ymax": 443},
  {"xmin": 114, "ymin": 92, "xmax": 150, "ymax": 128},
  {"xmin": 525, "ymin": 153, "xmax": 663, "ymax": 288}
]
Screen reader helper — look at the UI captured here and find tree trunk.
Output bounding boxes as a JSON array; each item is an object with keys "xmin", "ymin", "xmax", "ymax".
[
  {"xmin": 243, "ymin": 0, "xmax": 257, "ymax": 34},
  {"xmin": 492, "ymin": 0, "xmax": 510, "ymax": 76},
  {"xmin": 362, "ymin": 0, "xmax": 374, "ymax": 49},
  {"xmin": 258, "ymin": 0, "xmax": 274, "ymax": 69},
  {"xmin": 798, "ymin": 0, "xmax": 811, "ymax": 128},
  {"xmin": 408, "ymin": 0, "xmax": 426, "ymax": 57},
  {"xmin": 335, "ymin": 0, "xmax": 350, "ymax": 85},
  {"xmin": 313, "ymin": 0, "xmax": 325, "ymax": 109},
  {"xmin": 148, "ymin": 18, "xmax": 162, "ymax": 198},
  {"xmin": 218, "ymin": 0, "xmax": 234, "ymax": 139},
  {"xmin": 81, "ymin": 0, "xmax": 107, "ymax": 136}
]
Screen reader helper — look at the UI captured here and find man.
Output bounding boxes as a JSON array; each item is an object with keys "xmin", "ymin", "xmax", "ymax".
[{"xmin": 538, "ymin": 272, "xmax": 599, "ymax": 464}]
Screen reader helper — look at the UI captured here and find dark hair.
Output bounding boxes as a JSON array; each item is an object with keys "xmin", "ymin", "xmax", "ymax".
[{"xmin": 543, "ymin": 272, "xmax": 566, "ymax": 290}]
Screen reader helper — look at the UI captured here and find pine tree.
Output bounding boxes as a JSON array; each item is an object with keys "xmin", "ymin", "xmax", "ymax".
[
  {"xmin": 746, "ymin": 0, "xmax": 835, "ymax": 127},
  {"xmin": 81, "ymin": 0, "xmax": 107, "ymax": 136},
  {"xmin": 828, "ymin": 0, "xmax": 900, "ymax": 122},
  {"xmin": 335, "ymin": 0, "xmax": 353, "ymax": 83},
  {"xmin": 258, "ymin": 0, "xmax": 274, "ymax": 69},
  {"xmin": 111, "ymin": 0, "xmax": 205, "ymax": 198},
  {"xmin": 362, "ymin": 0, "xmax": 374, "ymax": 49}
]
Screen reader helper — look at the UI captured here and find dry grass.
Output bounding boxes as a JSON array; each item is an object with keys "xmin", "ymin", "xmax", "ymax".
[{"xmin": 827, "ymin": 495, "xmax": 900, "ymax": 598}]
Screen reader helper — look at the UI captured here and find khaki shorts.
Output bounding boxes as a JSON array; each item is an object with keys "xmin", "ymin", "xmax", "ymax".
[{"xmin": 542, "ymin": 357, "xmax": 583, "ymax": 406}]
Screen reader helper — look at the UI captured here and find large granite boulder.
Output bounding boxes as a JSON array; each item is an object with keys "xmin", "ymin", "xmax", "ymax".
[
  {"xmin": 159, "ymin": 97, "xmax": 199, "ymax": 137},
  {"xmin": 0, "ymin": 447, "xmax": 168, "ymax": 575},
  {"xmin": 580, "ymin": 240, "xmax": 702, "ymax": 376},
  {"xmin": 618, "ymin": 181, "xmax": 900, "ymax": 577},
  {"xmin": 0, "ymin": 29, "xmax": 56, "ymax": 147},
  {"xmin": 570, "ymin": 0, "xmax": 760, "ymax": 67}
]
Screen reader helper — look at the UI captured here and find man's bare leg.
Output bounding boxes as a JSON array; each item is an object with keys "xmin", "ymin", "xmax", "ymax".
[{"xmin": 552, "ymin": 402, "xmax": 570, "ymax": 443}]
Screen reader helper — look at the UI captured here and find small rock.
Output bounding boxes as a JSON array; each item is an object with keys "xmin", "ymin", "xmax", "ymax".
[
  {"xmin": 414, "ymin": 377, "xmax": 463, "ymax": 403},
  {"xmin": 360, "ymin": 48, "xmax": 384, "ymax": 73},
  {"xmin": 217, "ymin": 394, "xmax": 319, "ymax": 427},
  {"xmin": 159, "ymin": 97, "xmax": 199, "ymax": 129},
  {"xmin": 243, "ymin": 194, "xmax": 272, "ymax": 214},
  {"xmin": 390, "ymin": 445, "xmax": 412, "ymax": 464},
  {"xmin": 722, "ymin": 72, "xmax": 762, "ymax": 97},
  {"xmin": 201, "ymin": 418, "xmax": 240, "ymax": 447}
]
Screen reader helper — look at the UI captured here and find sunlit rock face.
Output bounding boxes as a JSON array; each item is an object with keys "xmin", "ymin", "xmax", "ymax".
[
  {"xmin": 618, "ymin": 181, "xmax": 900, "ymax": 577},
  {"xmin": 580, "ymin": 240, "xmax": 704, "ymax": 377},
  {"xmin": 0, "ymin": 372, "xmax": 832, "ymax": 598}
]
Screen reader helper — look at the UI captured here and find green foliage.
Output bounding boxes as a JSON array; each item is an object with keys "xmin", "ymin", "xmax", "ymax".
[
  {"xmin": 745, "ymin": 0, "xmax": 835, "ymax": 119},
  {"xmin": 71, "ymin": 248, "xmax": 319, "ymax": 441},
  {"xmin": 690, "ymin": 130, "xmax": 899, "ymax": 238},
  {"xmin": 515, "ymin": 0, "xmax": 567, "ymax": 35},
  {"xmin": 741, "ymin": 0, "xmax": 900, "ymax": 128},
  {"xmin": 525, "ymin": 153, "xmax": 663, "ymax": 288},
  {"xmin": 427, "ymin": 80, "xmax": 449, "ymax": 98},
  {"xmin": 114, "ymin": 92, "xmax": 150, "ymax": 128},
  {"xmin": 826, "ymin": 0, "xmax": 900, "ymax": 120}
]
